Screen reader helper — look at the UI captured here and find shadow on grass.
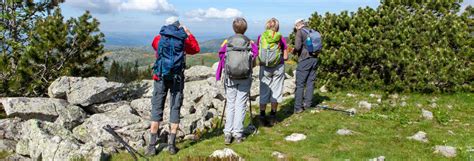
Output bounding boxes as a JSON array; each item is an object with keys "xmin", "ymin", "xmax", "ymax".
[
  {"xmin": 172, "ymin": 92, "xmax": 331, "ymax": 156},
  {"xmin": 270, "ymin": 92, "xmax": 331, "ymax": 127}
]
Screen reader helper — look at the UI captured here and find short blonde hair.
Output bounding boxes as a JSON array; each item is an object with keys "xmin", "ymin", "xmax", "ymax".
[
  {"xmin": 233, "ymin": 17, "xmax": 247, "ymax": 34},
  {"xmin": 265, "ymin": 18, "xmax": 279, "ymax": 32}
]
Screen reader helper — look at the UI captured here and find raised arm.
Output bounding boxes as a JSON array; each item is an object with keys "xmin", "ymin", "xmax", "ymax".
[
  {"xmin": 184, "ymin": 34, "xmax": 200, "ymax": 55},
  {"xmin": 250, "ymin": 41, "xmax": 259, "ymax": 60},
  {"xmin": 294, "ymin": 30, "xmax": 303, "ymax": 54},
  {"xmin": 151, "ymin": 35, "xmax": 161, "ymax": 58},
  {"xmin": 215, "ymin": 40, "xmax": 228, "ymax": 81},
  {"xmin": 281, "ymin": 37, "xmax": 289, "ymax": 60},
  {"xmin": 182, "ymin": 26, "xmax": 200, "ymax": 55}
]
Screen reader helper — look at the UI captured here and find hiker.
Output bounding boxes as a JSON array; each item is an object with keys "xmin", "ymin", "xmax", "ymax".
[
  {"xmin": 215, "ymin": 17, "xmax": 258, "ymax": 145},
  {"xmin": 293, "ymin": 18, "xmax": 321, "ymax": 113},
  {"xmin": 257, "ymin": 18, "xmax": 288, "ymax": 126},
  {"xmin": 146, "ymin": 16, "xmax": 200, "ymax": 156}
]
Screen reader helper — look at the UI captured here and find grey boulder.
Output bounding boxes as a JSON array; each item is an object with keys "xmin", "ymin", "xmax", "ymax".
[
  {"xmin": 0, "ymin": 139, "xmax": 16, "ymax": 153},
  {"xmin": 124, "ymin": 80, "xmax": 154, "ymax": 99},
  {"xmin": 434, "ymin": 145, "xmax": 457, "ymax": 158},
  {"xmin": 84, "ymin": 101, "xmax": 130, "ymax": 114},
  {"xmin": 72, "ymin": 105, "xmax": 148, "ymax": 151},
  {"xmin": 407, "ymin": 131, "xmax": 428, "ymax": 143},
  {"xmin": 55, "ymin": 105, "xmax": 88, "ymax": 130},
  {"xmin": 283, "ymin": 79, "xmax": 296, "ymax": 96},
  {"xmin": 0, "ymin": 117, "xmax": 22, "ymax": 140},
  {"xmin": 1, "ymin": 97, "xmax": 68, "ymax": 121},
  {"xmin": 184, "ymin": 66, "xmax": 214, "ymax": 82},
  {"xmin": 421, "ymin": 109, "xmax": 433, "ymax": 120},
  {"xmin": 48, "ymin": 76, "xmax": 124, "ymax": 106},
  {"xmin": 15, "ymin": 119, "xmax": 83, "ymax": 161}
]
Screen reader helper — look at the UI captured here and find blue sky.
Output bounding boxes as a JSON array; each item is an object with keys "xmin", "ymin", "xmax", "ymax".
[{"xmin": 60, "ymin": 0, "xmax": 473, "ymax": 45}]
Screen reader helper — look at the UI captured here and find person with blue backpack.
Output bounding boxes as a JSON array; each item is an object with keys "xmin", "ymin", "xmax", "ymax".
[
  {"xmin": 146, "ymin": 16, "xmax": 200, "ymax": 156},
  {"xmin": 257, "ymin": 18, "xmax": 289, "ymax": 126},
  {"xmin": 215, "ymin": 17, "xmax": 258, "ymax": 145},
  {"xmin": 293, "ymin": 18, "xmax": 323, "ymax": 114}
]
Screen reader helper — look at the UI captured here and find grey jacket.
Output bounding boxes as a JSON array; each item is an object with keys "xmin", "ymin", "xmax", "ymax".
[{"xmin": 294, "ymin": 27, "xmax": 316, "ymax": 62}]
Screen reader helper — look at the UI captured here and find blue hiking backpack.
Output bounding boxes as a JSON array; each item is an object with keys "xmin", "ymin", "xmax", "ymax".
[
  {"xmin": 301, "ymin": 28, "xmax": 322, "ymax": 55},
  {"xmin": 153, "ymin": 25, "xmax": 188, "ymax": 80}
]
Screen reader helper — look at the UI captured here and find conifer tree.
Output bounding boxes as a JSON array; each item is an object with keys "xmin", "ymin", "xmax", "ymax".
[
  {"xmin": 290, "ymin": 1, "xmax": 473, "ymax": 93},
  {"xmin": 0, "ymin": 0, "xmax": 105, "ymax": 96}
]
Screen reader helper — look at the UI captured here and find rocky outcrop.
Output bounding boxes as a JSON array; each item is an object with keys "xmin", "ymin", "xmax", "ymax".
[
  {"xmin": 0, "ymin": 139, "xmax": 16, "ymax": 153},
  {"xmin": 72, "ymin": 105, "xmax": 147, "ymax": 151},
  {"xmin": 55, "ymin": 105, "xmax": 88, "ymax": 130},
  {"xmin": 184, "ymin": 66, "xmax": 214, "ymax": 82},
  {"xmin": 48, "ymin": 76, "xmax": 124, "ymax": 106},
  {"xmin": 1, "ymin": 97, "xmax": 68, "ymax": 121},
  {"xmin": 0, "ymin": 64, "xmax": 297, "ymax": 160},
  {"xmin": 124, "ymin": 80, "xmax": 154, "ymax": 99},
  {"xmin": 84, "ymin": 101, "xmax": 130, "ymax": 114},
  {"xmin": 0, "ymin": 117, "xmax": 22, "ymax": 141},
  {"xmin": 15, "ymin": 119, "xmax": 107, "ymax": 161}
]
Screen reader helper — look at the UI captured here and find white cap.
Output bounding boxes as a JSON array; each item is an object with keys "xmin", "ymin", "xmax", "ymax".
[
  {"xmin": 165, "ymin": 16, "xmax": 179, "ymax": 25},
  {"xmin": 294, "ymin": 18, "xmax": 305, "ymax": 25}
]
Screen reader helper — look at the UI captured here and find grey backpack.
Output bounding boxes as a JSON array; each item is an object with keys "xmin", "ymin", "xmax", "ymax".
[{"xmin": 225, "ymin": 34, "xmax": 253, "ymax": 79}]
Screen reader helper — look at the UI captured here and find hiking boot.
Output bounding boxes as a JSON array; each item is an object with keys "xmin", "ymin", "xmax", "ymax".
[
  {"xmin": 269, "ymin": 115, "xmax": 277, "ymax": 126},
  {"xmin": 145, "ymin": 145, "xmax": 156, "ymax": 156},
  {"xmin": 168, "ymin": 144, "xmax": 179, "ymax": 155},
  {"xmin": 259, "ymin": 115, "xmax": 270, "ymax": 126},
  {"xmin": 294, "ymin": 108, "xmax": 305, "ymax": 114},
  {"xmin": 224, "ymin": 134, "xmax": 232, "ymax": 145},
  {"xmin": 168, "ymin": 133, "xmax": 178, "ymax": 155},
  {"xmin": 145, "ymin": 132, "xmax": 159, "ymax": 156},
  {"xmin": 235, "ymin": 137, "xmax": 244, "ymax": 143}
]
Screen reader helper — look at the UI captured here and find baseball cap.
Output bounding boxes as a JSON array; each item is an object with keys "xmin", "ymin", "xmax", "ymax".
[{"xmin": 294, "ymin": 18, "xmax": 306, "ymax": 26}]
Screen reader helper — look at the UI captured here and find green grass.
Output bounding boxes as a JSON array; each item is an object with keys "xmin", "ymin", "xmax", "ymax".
[
  {"xmin": 111, "ymin": 91, "xmax": 474, "ymax": 161},
  {"xmin": 185, "ymin": 53, "xmax": 219, "ymax": 68},
  {"xmin": 0, "ymin": 151, "xmax": 10, "ymax": 159}
]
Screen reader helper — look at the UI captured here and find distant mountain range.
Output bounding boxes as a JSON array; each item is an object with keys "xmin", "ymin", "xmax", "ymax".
[
  {"xmin": 103, "ymin": 38, "xmax": 225, "ymax": 69},
  {"xmin": 103, "ymin": 35, "xmax": 289, "ymax": 69},
  {"xmin": 199, "ymin": 38, "xmax": 225, "ymax": 53}
]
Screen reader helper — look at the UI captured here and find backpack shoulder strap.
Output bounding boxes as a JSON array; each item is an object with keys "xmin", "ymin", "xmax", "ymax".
[
  {"xmin": 301, "ymin": 28, "xmax": 311, "ymax": 34},
  {"xmin": 228, "ymin": 34, "xmax": 251, "ymax": 51}
]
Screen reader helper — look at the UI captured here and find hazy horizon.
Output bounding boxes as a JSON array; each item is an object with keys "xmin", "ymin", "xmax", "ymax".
[{"xmin": 69, "ymin": 0, "xmax": 473, "ymax": 47}]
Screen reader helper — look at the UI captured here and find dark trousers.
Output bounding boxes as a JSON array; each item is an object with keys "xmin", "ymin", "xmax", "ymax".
[
  {"xmin": 151, "ymin": 74, "xmax": 184, "ymax": 123},
  {"xmin": 294, "ymin": 58, "xmax": 318, "ymax": 111}
]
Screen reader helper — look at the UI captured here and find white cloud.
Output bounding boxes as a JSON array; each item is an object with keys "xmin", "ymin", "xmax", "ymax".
[
  {"xmin": 120, "ymin": 0, "xmax": 176, "ymax": 14},
  {"xmin": 65, "ymin": 0, "xmax": 176, "ymax": 15},
  {"xmin": 185, "ymin": 8, "xmax": 242, "ymax": 21},
  {"xmin": 65, "ymin": 0, "xmax": 121, "ymax": 14}
]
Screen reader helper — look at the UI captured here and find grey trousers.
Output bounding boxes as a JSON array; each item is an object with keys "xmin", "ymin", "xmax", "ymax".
[
  {"xmin": 223, "ymin": 78, "xmax": 251, "ymax": 138},
  {"xmin": 151, "ymin": 74, "xmax": 184, "ymax": 123},
  {"xmin": 294, "ymin": 58, "xmax": 318, "ymax": 111},
  {"xmin": 259, "ymin": 64, "xmax": 285, "ymax": 104}
]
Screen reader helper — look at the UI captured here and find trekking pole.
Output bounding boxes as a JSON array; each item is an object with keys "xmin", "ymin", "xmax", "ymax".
[
  {"xmin": 103, "ymin": 125, "xmax": 149, "ymax": 161},
  {"xmin": 219, "ymin": 80, "xmax": 227, "ymax": 130},
  {"xmin": 317, "ymin": 105, "xmax": 355, "ymax": 116},
  {"xmin": 248, "ymin": 90, "xmax": 258, "ymax": 135},
  {"xmin": 219, "ymin": 99, "xmax": 227, "ymax": 130}
]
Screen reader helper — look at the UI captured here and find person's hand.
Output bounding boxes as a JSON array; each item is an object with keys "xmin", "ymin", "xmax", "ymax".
[
  {"xmin": 182, "ymin": 26, "xmax": 192, "ymax": 36},
  {"xmin": 287, "ymin": 47, "xmax": 295, "ymax": 54},
  {"xmin": 250, "ymin": 40, "xmax": 255, "ymax": 44},
  {"xmin": 284, "ymin": 48, "xmax": 290, "ymax": 61},
  {"xmin": 295, "ymin": 23, "xmax": 305, "ymax": 30}
]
